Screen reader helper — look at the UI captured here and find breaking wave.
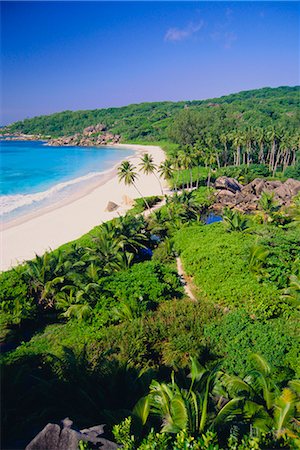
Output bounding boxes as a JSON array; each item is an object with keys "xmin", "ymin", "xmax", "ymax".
[{"xmin": 0, "ymin": 169, "xmax": 112, "ymax": 219}]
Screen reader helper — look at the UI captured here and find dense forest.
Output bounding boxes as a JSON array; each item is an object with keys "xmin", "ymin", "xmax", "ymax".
[
  {"xmin": 4, "ymin": 86, "xmax": 299, "ymax": 141},
  {"xmin": 4, "ymin": 86, "xmax": 300, "ymax": 177},
  {"xmin": 1, "ymin": 87, "xmax": 300, "ymax": 449}
]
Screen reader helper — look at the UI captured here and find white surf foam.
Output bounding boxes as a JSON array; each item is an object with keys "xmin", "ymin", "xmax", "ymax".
[{"xmin": 0, "ymin": 168, "xmax": 114, "ymax": 217}]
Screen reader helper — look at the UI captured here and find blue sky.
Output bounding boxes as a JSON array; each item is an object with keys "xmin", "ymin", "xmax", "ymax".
[{"xmin": 1, "ymin": 1, "xmax": 299, "ymax": 124}]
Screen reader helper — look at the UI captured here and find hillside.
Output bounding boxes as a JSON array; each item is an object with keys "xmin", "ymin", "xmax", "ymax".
[{"xmin": 3, "ymin": 86, "xmax": 300, "ymax": 141}]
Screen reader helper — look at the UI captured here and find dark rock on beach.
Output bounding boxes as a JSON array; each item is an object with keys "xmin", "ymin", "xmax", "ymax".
[{"xmin": 105, "ymin": 201, "xmax": 119, "ymax": 212}]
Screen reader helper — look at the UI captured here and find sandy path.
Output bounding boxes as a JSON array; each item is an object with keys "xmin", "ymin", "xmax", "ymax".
[
  {"xmin": 1, "ymin": 144, "xmax": 165, "ymax": 271},
  {"xmin": 176, "ymin": 256, "xmax": 197, "ymax": 301}
]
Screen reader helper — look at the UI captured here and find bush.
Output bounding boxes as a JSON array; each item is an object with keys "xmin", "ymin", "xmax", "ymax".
[
  {"xmin": 204, "ymin": 309, "xmax": 300, "ymax": 380},
  {"xmin": 283, "ymin": 160, "xmax": 300, "ymax": 180},
  {"xmin": 259, "ymin": 227, "xmax": 300, "ymax": 288},
  {"xmin": 99, "ymin": 261, "xmax": 182, "ymax": 312},
  {"xmin": 129, "ymin": 196, "xmax": 162, "ymax": 215},
  {"xmin": 174, "ymin": 222, "xmax": 280, "ymax": 310},
  {"xmin": 0, "ymin": 267, "xmax": 36, "ymax": 330}
]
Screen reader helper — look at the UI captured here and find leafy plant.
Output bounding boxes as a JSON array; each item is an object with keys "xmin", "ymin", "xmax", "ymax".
[{"xmin": 222, "ymin": 208, "xmax": 250, "ymax": 232}]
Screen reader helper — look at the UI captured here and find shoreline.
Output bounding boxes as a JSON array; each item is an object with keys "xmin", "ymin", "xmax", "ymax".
[
  {"xmin": 1, "ymin": 144, "xmax": 166, "ymax": 271},
  {"xmin": 1, "ymin": 144, "xmax": 136, "ymax": 231}
]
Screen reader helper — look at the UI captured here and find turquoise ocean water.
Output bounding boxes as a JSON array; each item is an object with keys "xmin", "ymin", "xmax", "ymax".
[{"xmin": 0, "ymin": 140, "xmax": 134, "ymax": 222}]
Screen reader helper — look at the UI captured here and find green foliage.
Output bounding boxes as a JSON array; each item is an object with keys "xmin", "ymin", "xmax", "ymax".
[
  {"xmin": 0, "ymin": 267, "xmax": 35, "ymax": 326},
  {"xmin": 282, "ymin": 273, "xmax": 300, "ymax": 308},
  {"xmin": 258, "ymin": 227, "xmax": 300, "ymax": 288},
  {"xmin": 134, "ymin": 355, "xmax": 300, "ymax": 449},
  {"xmin": 222, "ymin": 208, "xmax": 250, "ymax": 232},
  {"xmin": 99, "ymin": 261, "xmax": 182, "ymax": 314},
  {"xmin": 204, "ymin": 310, "xmax": 300, "ymax": 379},
  {"xmin": 129, "ymin": 196, "xmax": 161, "ymax": 215},
  {"xmin": 283, "ymin": 160, "xmax": 300, "ymax": 180},
  {"xmin": 174, "ymin": 223, "xmax": 279, "ymax": 309},
  {"xmin": 6, "ymin": 87, "xmax": 299, "ymax": 142},
  {"xmin": 248, "ymin": 243, "xmax": 270, "ymax": 281},
  {"xmin": 216, "ymin": 164, "xmax": 271, "ymax": 184},
  {"xmin": 113, "ymin": 417, "xmax": 136, "ymax": 450}
]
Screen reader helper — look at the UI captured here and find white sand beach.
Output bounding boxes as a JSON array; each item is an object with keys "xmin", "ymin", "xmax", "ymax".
[{"xmin": 0, "ymin": 144, "xmax": 166, "ymax": 271}]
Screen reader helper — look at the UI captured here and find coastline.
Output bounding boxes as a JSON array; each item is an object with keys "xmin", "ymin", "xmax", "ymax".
[{"xmin": 1, "ymin": 144, "xmax": 166, "ymax": 271}]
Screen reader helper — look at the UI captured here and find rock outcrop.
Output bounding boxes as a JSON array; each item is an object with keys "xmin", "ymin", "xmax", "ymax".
[
  {"xmin": 215, "ymin": 176, "xmax": 242, "ymax": 193},
  {"xmin": 83, "ymin": 123, "xmax": 106, "ymax": 135},
  {"xmin": 48, "ymin": 130, "xmax": 121, "ymax": 147},
  {"xmin": 25, "ymin": 418, "xmax": 119, "ymax": 450},
  {"xmin": 214, "ymin": 176, "xmax": 300, "ymax": 211},
  {"xmin": 1, "ymin": 125, "xmax": 121, "ymax": 147}
]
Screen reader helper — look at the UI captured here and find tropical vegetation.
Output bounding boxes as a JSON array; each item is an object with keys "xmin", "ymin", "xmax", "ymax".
[{"xmin": 1, "ymin": 87, "xmax": 300, "ymax": 449}]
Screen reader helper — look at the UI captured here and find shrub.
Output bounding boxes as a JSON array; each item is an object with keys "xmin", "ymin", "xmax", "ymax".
[
  {"xmin": 283, "ymin": 160, "xmax": 300, "ymax": 180},
  {"xmin": 204, "ymin": 309, "xmax": 300, "ymax": 379},
  {"xmin": 174, "ymin": 223, "xmax": 280, "ymax": 309},
  {"xmin": 99, "ymin": 261, "xmax": 182, "ymax": 312}
]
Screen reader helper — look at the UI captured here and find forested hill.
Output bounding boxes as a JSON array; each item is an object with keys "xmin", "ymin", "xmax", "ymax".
[{"xmin": 4, "ymin": 86, "xmax": 300, "ymax": 141}]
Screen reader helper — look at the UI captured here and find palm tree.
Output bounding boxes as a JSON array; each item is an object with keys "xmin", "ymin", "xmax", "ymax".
[
  {"xmin": 220, "ymin": 132, "xmax": 229, "ymax": 166},
  {"xmin": 231, "ymin": 130, "xmax": 245, "ymax": 167},
  {"xmin": 135, "ymin": 358, "xmax": 243, "ymax": 436},
  {"xmin": 139, "ymin": 153, "xmax": 164, "ymax": 195},
  {"xmin": 26, "ymin": 252, "xmax": 64, "ymax": 308},
  {"xmin": 147, "ymin": 209, "xmax": 169, "ymax": 238},
  {"xmin": 118, "ymin": 160, "xmax": 150, "ymax": 210},
  {"xmin": 193, "ymin": 141, "xmax": 205, "ymax": 188},
  {"xmin": 256, "ymin": 127, "xmax": 266, "ymax": 164},
  {"xmin": 204, "ymin": 150, "xmax": 216, "ymax": 189},
  {"xmin": 169, "ymin": 153, "xmax": 181, "ymax": 191},
  {"xmin": 89, "ymin": 232, "xmax": 123, "ymax": 273},
  {"xmin": 158, "ymin": 160, "xmax": 174, "ymax": 191},
  {"xmin": 179, "ymin": 147, "xmax": 194, "ymax": 189},
  {"xmin": 221, "ymin": 354, "xmax": 300, "ymax": 444}
]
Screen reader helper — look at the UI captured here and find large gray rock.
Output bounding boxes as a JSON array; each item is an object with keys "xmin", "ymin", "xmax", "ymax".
[
  {"xmin": 215, "ymin": 176, "xmax": 242, "ymax": 193},
  {"xmin": 26, "ymin": 419, "xmax": 120, "ymax": 450},
  {"xmin": 283, "ymin": 178, "xmax": 300, "ymax": 196},
  {"xmin": 25, "ymin": 423, "xmax": 78, "ymax": 450},
  {"xmin": 216, "ymin": 189, "xmax": 235, "ymax": 197}
]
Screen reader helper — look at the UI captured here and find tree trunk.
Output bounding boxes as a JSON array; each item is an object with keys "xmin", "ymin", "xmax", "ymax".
[
  {"xmin": 133, "ymin": 182, "xmax": 150, "ymax": 210},
  {"xmin": 292, "ymin": 149, "xmax": 296, "ymax": 166},
  {"xmin": 269, "ymin": 140, "xmax": 276, "ymax": 172},
  {"xmin": 272, "ymin": 149, "xmax": 282, "ymax": 176},
  {"xmin": 223, "ymin": 142, "xmax": 228, "ymax": 166},
  {"xmin": 243, "ymin": 152, "xmax": 246, "ymax": 165},
  {"xmin": 196, "ymin": 166, "xmax": 200, "ymax": 189},
  {"xmin": 283, "ymin": 149, "xmax": 290, "ymax": 172},
  {"xmin": 207, "ymin": 167, "xmax": 211, "ymax": 188},
  {"xmin": 236, "ymin": 146, "xmax": 241, "ymax": 166},
  {"xmin": 154, "ymin": 173, "xmax": 164, "ymax": 196},
  {"xmin": 258, "ymin": 142, "xmax": 265, "ymax": 164}
]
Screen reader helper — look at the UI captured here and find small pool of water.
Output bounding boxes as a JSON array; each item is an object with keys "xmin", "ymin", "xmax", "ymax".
[{"xmin": 203, "ymin": 212, "xmax": 223, "ymax": 224}]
